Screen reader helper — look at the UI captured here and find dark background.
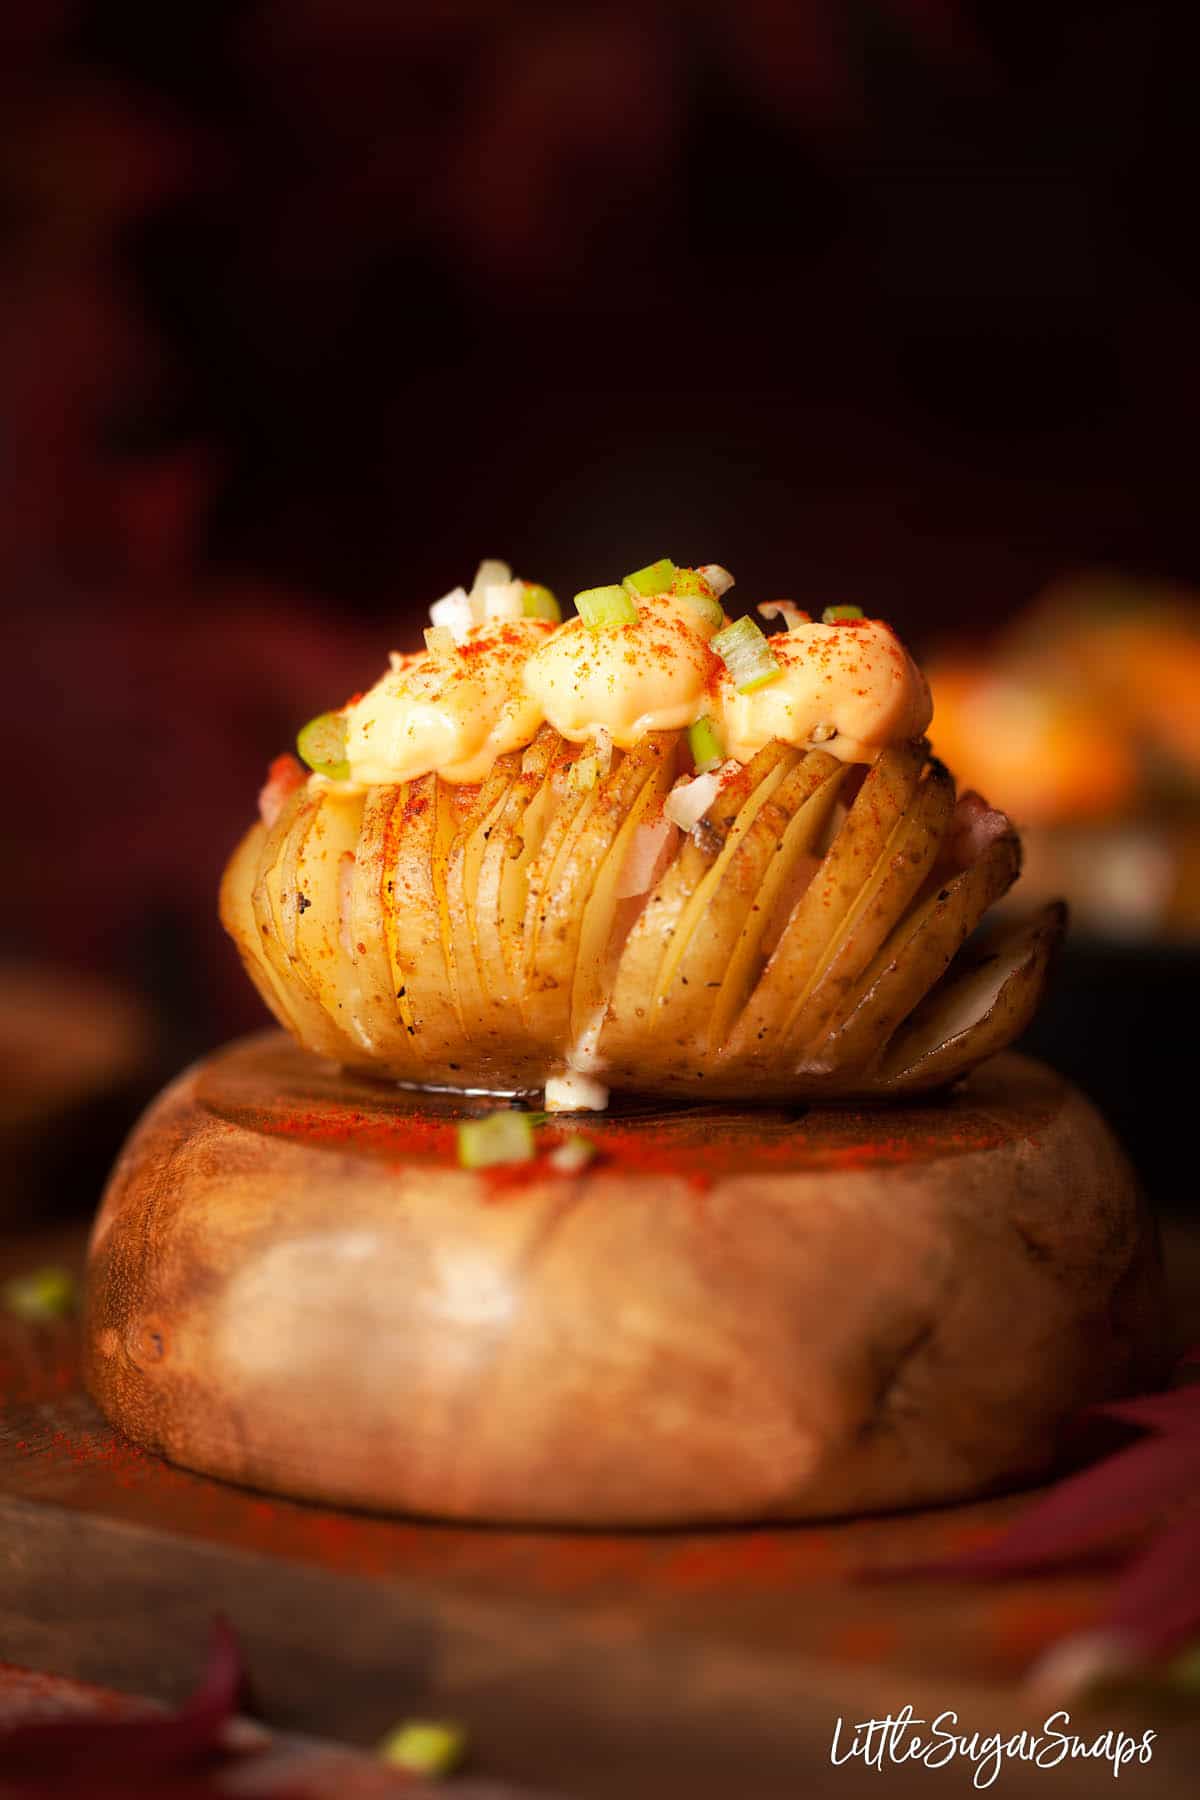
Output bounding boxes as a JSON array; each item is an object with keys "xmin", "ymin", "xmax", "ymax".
[{"xmin": 3, "ymin": 1, "xmax": 1197, "ymax": 1163}]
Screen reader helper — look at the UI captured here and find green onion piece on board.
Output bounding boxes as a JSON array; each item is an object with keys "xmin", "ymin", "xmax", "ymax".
[
  {"xmin": 2, "ymin": 1266, "xmax": 76, "ymax": 1322},
  {"xmin": 711, "ymin": 615, "xmax": 782, "ymax": 694},
  {"xmin": 378, "ymin": 1720, "xmax": 468, "ymax": 1777},
  {"xmin": 822, "ymin": 604, "xmax": 864, "ymax": 623},
  {"xmin": 297, "ymin": 711, "xmax": 350, "ymax": 781},
  {"xmin": 622, "ymin": 557, "xmax": 676, "ymax": 597},
  {"xmin": 575, "ymin": 585, "xmax": 638, "ymax": 630},
  {"xmin": 687, "ymin": 715, "xmax": 724, "ymax": 772},
  {"xmin": 521, "ymin": 582, "xmax": 561, "ymax": 623},
  {"xmin": 457, "ymin": 1111, "xmax": 536, "ymax": 1169}
]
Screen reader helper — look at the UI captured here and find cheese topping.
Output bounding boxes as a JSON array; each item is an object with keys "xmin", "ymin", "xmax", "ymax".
[
  {"xmin": 336, "ymin": 562, "xmax": 932, "ymax": 787},
  {"xmin": 344, "ymin": 618, "xmax": 552, "ymax": 786},
  {"xmin": 523, "ymin": 591, "xmax": 721, "ymax": 748},
  {"xmin": 720, "ymin": 619, "xmax": 932, "ymax": 767}
]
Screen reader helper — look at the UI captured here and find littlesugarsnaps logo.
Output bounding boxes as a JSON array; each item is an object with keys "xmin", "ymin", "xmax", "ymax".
[{"xmin": 829, "ymin": 1707, "xmax": 1156, "ymax": 1788}]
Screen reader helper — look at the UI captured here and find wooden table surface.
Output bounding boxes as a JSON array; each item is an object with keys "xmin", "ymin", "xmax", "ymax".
[{"xmin": 2, "ymin": 1216, "xmax": 1199, "ymax": 1798}]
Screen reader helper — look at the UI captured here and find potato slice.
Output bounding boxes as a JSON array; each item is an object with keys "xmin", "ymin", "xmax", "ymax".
[
  {"xmin": 706, "ymin": 755, "xmax": 846, "ymax": 1054},
  {"xmin": 727, "ymin": 743, "xmax": 925, "ymax": 1062},
  {"xmin": 275, "ymin": 787, "xmax": 374, "ymax": 1068},
  {"xmin": 218, "ymin": 820, "xmax": 295, "ymax": 1032},
  {"xmin": 250, "ymin": 788, "xmax": 352, "ymax": 1061},
  {"xmin": 570, "ymin": 734, "xmax": 679, "ymax": 1043},
  {"xmin": 600, "ymin": 743, "xmax": 795, "ymax": 1071},
  {"xmin": 383, "ymin": 773, "xmax": 464, "ymax": 1074},
  {"xmin": 286, "ymin": 785, "xmax": 376, "ymax": 1062},
  {"xmin": 525, "ymin": 738, "xmax": 673, "ymax": 1046},
  {"xmin": 807, "ymin": 827, "xmax": 1021, "ymax": 1078},
  {"xmin": 647, "ymin": 751, "xmax": 846, "ymax": 1063},
  {"xmin": 520, "ymin": 751, "xmax": 599, "ymax": 993},
  {"xmin": 348, "ymin": 785, "xmax": 419, "ymax": 1072},
  {"xmin": 473, "ymin": 728, "xmax": 564, "ymax": 1026},
  {"xmin": 787, "ymin": 760, "xmax": 955, "ymax": 1059},
  {"xmin": 445, "ymin": 756, "xmax": 522, "ymax": 1042},
  {"xmin": 874, "ymin": 902, "xmax": 1067, "ymax": 1093}
]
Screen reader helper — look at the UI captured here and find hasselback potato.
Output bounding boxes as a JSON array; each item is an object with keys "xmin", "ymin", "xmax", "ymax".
[{"xmin": 221, "ymin": 722, "xmax": 1063, "ymax": 1103}]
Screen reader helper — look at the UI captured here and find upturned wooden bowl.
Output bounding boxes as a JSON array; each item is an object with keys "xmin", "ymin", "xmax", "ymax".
[{"xmin": 84, "ymin": 1033, "xmax": 1168, "ymax": 1526}]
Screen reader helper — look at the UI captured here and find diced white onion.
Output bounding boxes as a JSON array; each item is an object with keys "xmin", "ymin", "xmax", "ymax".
[
  {"xmin": 545, "ymin": 1070, "xmax": 610, "ymax": 1113},
  {"xmin": 481, "ymin": 579, "xmax": 525, "ymax": 622},
  {"xmin": 757, "ymin": 600, "xmax": 807, "ymax": 631},
  {"xmin": 424, "ymin": 625, "xmax": 457, "ymax": 657},
  {"xmin": 549, "ymin": 1135, "xmax": 596, "ymax": 1175},
  {"xmin": 665, "ymin": 770, "xmax": 722, "ymax": 831},
  {"xmin": 615, "ymin": 816, "xmax": 676, "ymax": 898},
  {"xmin": 699, "ymin": 563, "xmax": 735, "ymax": 597},
  {"xmin": 470, "ymin": 558, "xmax": 512, "ymax": 600},
  {"xmin": 428, "ymin": 587, "xmax": 473, "ymax": 641}
]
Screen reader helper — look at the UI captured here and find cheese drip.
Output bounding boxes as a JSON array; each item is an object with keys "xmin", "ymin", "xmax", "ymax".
[{"xmin": 337, "ymin": 568, "xmax": 932, "ymax": 787}]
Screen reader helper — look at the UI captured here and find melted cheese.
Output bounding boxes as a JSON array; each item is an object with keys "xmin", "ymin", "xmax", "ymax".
[
  {"xmin": 721, "ymin": 620, "xmax": 932, "ymax": 766},
  {"xmin": 344, "ymin": 619, "xmax": 551, "ymax": 785},
  {"xmin": 523, "ymin": 592, "xmax": 720, "ymax": 747},
  {"xmin": 336, "ymin": 570, "xmax": 932, "ymax": 788}
]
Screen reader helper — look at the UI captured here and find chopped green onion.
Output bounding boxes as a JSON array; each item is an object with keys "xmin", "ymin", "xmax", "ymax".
[
  {"xmin": 549, "ymin": 1134, "xmax": 597, "ymax": 1174},
  {"xmin": 711, "ymin": 615, "xmax": 782, "ymax": 694},
  {"xmin": 378, "ymin": 1720, "xmax": 467, "ymax": 1777},
  {"xmin": 3, "ymin": 1266, "xmax": 76, "ymax": 1322},
  {"xmin": 521, "ymin": 582, "xmax": 561, "ymax": 623},
  {"xmin": 672, "ymin": 569, "xmax": 724, "ymax": 628},
  {"xmin": 297, "ymin": 711, "xmax": 350, "ymax": 781},
  {"xmin": 687, "ymin": 715, "xmax": 724, "ymax": 772},
  {"xmin": 457, "ymin": 1111, "xmax": 536, "ymax": 1169},
  {"xmin": 576, "ymin": 584, "xmax": 638, "ymax": 630},
  {"xmin": 822, "ymin": 604, "xmax": 864, "ymax": 623},
  {"xmin": 622, "ymin": 557, "xmax": 676, "ymax": 597}
]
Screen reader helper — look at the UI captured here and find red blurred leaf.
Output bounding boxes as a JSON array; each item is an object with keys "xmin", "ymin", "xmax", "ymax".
[
  {"xmin": 0, "ymin": 1617, "xmax": 240, "ymax": 1784},
  {"xmin": 1107, "ymin": 1514, "xmax": 1200, "ymax": 1655},
  {"xmin": 876, "ymin": 1351, "xmax": 1200, "ymax": 1675},
  {"xmin": 1092, "ymin": 1384, "xmax": 1200, "ymax": 1433},
  {"xmin": 896, "ymin": 1433, "xmax": 1200, "ymax": 1579}
]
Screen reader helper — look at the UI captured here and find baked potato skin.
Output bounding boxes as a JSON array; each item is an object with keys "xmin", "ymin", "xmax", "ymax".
[{"xmin": 220, "ymin": 730, "xmax": 1061, "ymax": 1099}]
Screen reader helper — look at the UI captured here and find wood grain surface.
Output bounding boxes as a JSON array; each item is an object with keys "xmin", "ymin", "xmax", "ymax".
[
  {"xmin": 83, "ymin": 1035, "xmax": 1166, "ymax": 1524},
  {"xmin": 3, "ymin": 1219, "xmax": 1200, "ymax": 1796}
]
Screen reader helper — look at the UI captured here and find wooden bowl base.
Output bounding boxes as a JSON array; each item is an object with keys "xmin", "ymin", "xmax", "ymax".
[{"xmin": 84, "ymin": 1033, "xmax": 1168, "ymax": 1526}]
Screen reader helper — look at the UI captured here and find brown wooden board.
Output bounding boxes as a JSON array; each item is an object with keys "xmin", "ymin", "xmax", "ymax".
[
  {"xmin": 3, "ymin": 1220, "xmax": 1200, "ymax": 1795},
  {"xmin": 84, "ymin": 1037, "xmax": 1165, "ymax": 1525}
]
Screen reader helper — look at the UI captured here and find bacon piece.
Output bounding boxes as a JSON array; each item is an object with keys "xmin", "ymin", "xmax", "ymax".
[
  {"xmin": 936, "ymin": 788, "xmax": 1012, "ymax": 879},
  {"xmin": 257, "ymin": 753, "xmax": 305, "ymax": 828}
]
